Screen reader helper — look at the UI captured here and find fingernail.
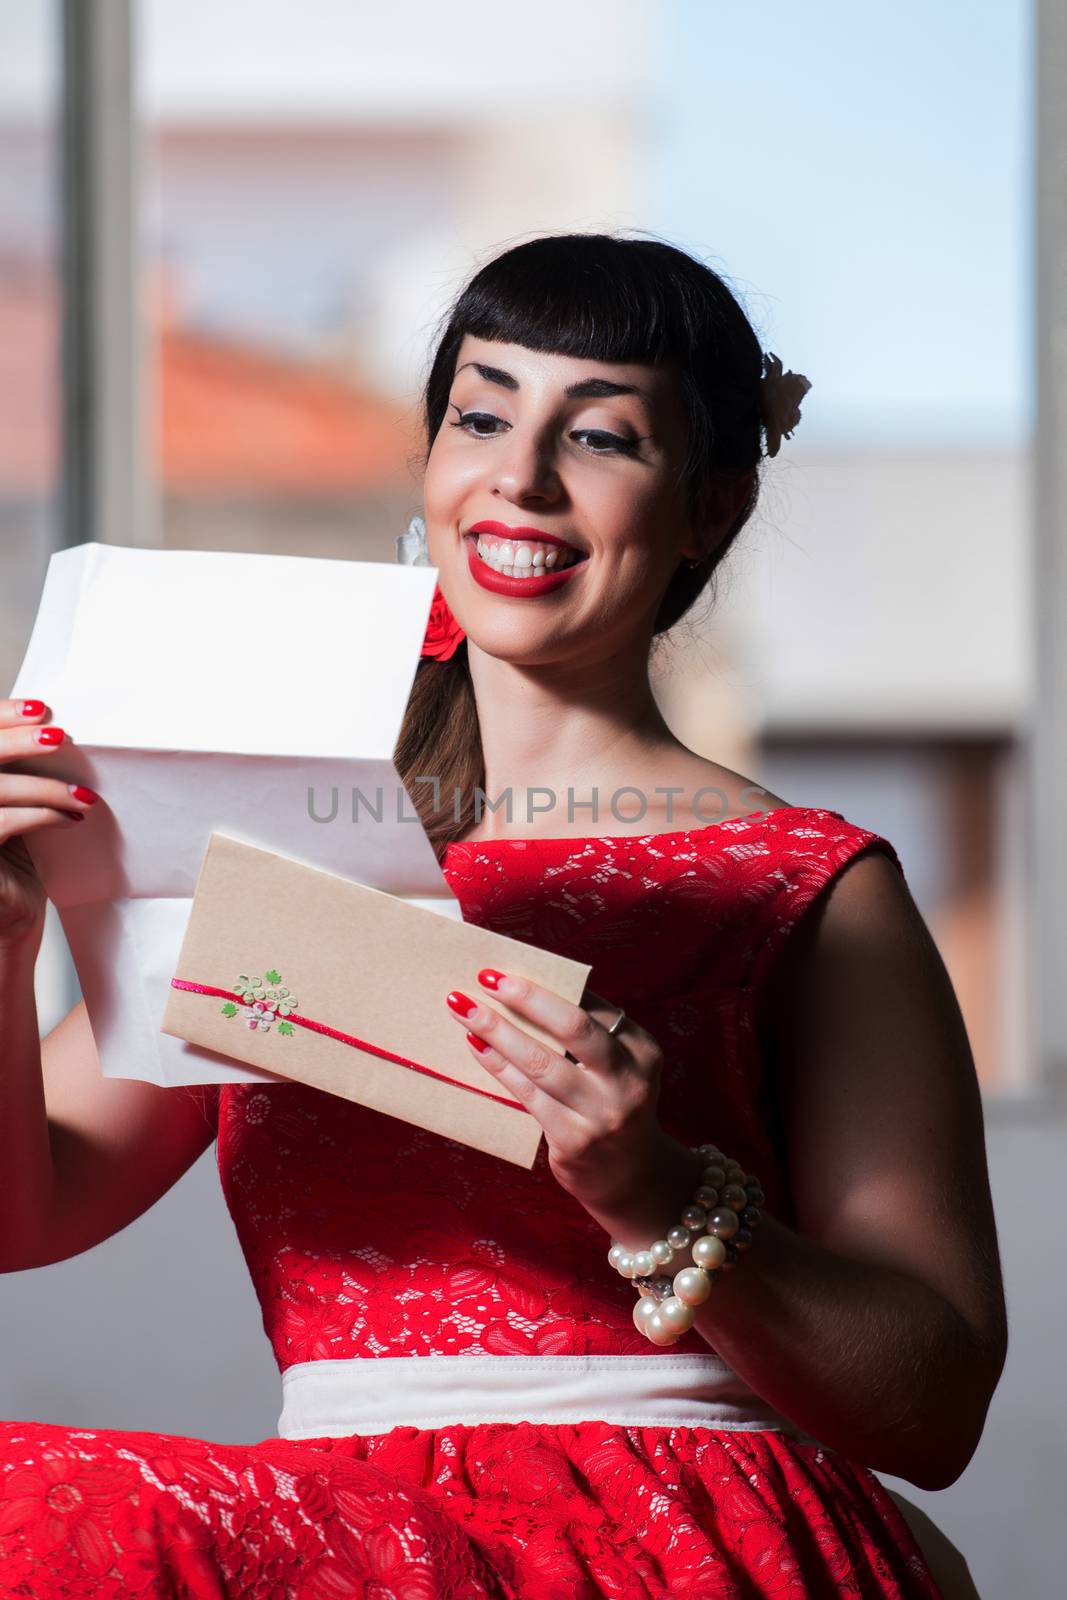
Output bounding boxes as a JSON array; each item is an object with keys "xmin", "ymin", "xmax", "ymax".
[
  {"xmin": 466, "ymin": 1031, "xmax": 491, "ymax": 1053},
  {"xmin": 35, "ymin": 727, "xmax": 65, "ymax": 746},
  {"xmin": 477, "ymin": 969, "xmax": 506, "ymax": 990},
  {"xmin": 65, "ymin": 811, "xmax": 85, "ymax": 823},
  {"xmin": 18, "ymin": 700, "xmax": 46, "ymax": 718},
  {"xmin": 68, "ymin": 785, "xmax": 99, "ymax": 804},
  {"xmin": 446, "ymin": 990, "xmax": 478, "ymax": 1018}
]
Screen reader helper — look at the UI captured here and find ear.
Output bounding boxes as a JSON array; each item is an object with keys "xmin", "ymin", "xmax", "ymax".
[{"xmin": 681, "ymin": 468, "xmax": 756, "ymax": 564}]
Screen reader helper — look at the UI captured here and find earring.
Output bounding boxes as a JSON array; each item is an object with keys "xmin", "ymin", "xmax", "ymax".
[{"xmin": 397, "ymin": 513, "xmax": 431, "ymax": 567}]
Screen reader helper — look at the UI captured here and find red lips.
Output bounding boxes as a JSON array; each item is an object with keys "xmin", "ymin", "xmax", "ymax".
[{"xmin": 464, "ymin": 537, "xmax": 586, "ymax": 599}]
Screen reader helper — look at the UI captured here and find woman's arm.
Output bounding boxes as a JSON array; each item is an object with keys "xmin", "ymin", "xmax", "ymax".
[{"xmin": 583, "ymin": 850, "xmax": 1008, "ymax": 1490}]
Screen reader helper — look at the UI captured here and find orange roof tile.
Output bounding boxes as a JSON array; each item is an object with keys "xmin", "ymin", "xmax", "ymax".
[
  {"xmin": 0, "ymin": 266, "xmax": 419, "ymax": 497},
  {"xmin": 160, "ymin": 327, "xmax": 416, "ymax": 494}
]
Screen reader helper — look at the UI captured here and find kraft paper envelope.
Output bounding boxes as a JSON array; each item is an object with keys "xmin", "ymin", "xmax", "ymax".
[
  {"xmin": 162, "ymin": 833, "xmax": 593, "ymax": 1168},
  {"xmin": 9, "ymin": 541, "xmax": 455, "ymax": 1089}
]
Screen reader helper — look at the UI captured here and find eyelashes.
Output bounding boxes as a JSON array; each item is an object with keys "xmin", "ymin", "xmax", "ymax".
[{"xmin": 448, "ymin": 409, "xmax": 642, "ymax": 457}]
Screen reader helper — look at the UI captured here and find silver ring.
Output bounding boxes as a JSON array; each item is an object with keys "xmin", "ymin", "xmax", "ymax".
[{"xmin": 606, "ymin": 1007, "xmax": 627, "ymax": 1037}]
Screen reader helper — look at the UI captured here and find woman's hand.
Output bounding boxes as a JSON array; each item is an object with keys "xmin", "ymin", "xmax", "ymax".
[
  {"xmin": 444, "ymin": 969, "xmax": 680, "ymax": 1216},
  {"xmin": 0, "ymin": 699, "xmax": 99, "ymax": 952}
]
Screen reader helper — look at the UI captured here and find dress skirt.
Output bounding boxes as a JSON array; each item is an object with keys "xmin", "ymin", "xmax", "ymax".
[{"xmin": 0, "ymin": 1352, "xmax": 941, "ymax": 1598}]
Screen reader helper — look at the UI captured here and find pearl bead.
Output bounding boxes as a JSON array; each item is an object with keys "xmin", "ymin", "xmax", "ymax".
[
  {"xmin": 694, "ymin": 1186, "xmax": 719, "ymax": 1209},
  {"xmin": 672, "ymin": 1266, "xmax": 712, "ymax": 1306},
  {"xmin": 633, "ymin": 1296, "xmax": 661, "ymax": 1335},
  {"xmin": 680, "ymin": 1204, "xmax": 707, "ymax": 1230},
  {"xmin": 696, "ymin": 1143, "xmax": 720, "ymax": 1159},
  {"xmin": 733, "ymin": 1228, "xmax": 753, "ymax": 1251},
  {"xmin": 724, "ymin": 1163, "xmax": 745, "ymax": 1184},
  {"xmin": 741, "ymin": 1205, "xmax": 762, "ymax": 1227},
  {"xmin": 721, "ymin": 1184, "xmax": 747, "ymax": 1211},
  {"xmin": 644, "ymin": 1310, "xmax": 679, "ymax": 1345},
  {"xmin": 746, "ymin": 1187, "xmax": 766, "ymax": 1208},
  {"xmin": 701, "ymin": 1165, "xmax": 726, "ymax": 1189},
  {"xmin": 631, "ymin": 1250, "xmax": 655, "ymax": 1278},
  {"xmin": 615, "ymin": 1251, "xmax": 636, "ymax": 1277},
  {"xmin": 691, "ymin": 1232, "xmax": 727, "ymax": 1271},
  {"xmin": 667, "ymin": 1225, "xmax": 690, "ymax": 1249},
  {"xmin": 607, "ymin": 1244, "xmax": 627, "ymax": 1268},
  {"xmin": 650, "ymin": 1239, "xmax": 674, "ymax": 1265},
  {"xmin": 658, "ymin": 1296, "xmax": 696, "ymax": 1334},
  {"xmin": 708, "ymin": 1208, "xmax": 739, "ymax": 1239}
]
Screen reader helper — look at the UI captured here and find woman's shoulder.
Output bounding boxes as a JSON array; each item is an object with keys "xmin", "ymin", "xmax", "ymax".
[
  {"xmin": 665, "ymin": 758, "xmax": 902, "ymax": 867},
  {"xmin": 742, "ymin": 800, "xmax": 909, "ymax": 1030}
]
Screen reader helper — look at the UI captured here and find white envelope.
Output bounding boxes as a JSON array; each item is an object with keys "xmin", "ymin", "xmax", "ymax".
[{"xmin": 9, "ymin": 542, "xmax": 457, "ymax": 1087}]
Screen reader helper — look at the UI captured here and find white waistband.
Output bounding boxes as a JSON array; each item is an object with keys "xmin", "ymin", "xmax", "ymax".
[{"xmin": 277, "ymin": 1353, "xmax": 798, "ymax": 1439}]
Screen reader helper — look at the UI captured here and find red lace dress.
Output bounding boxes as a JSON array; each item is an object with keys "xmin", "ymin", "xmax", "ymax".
[{"xmin": 0, "ymin": 804, "xmax": 942, "ymax": 1599}]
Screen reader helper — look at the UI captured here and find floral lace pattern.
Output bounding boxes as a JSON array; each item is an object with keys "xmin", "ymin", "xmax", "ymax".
[
  {"xmin": 0, "ymin": 805, "xmax": 937, "ymax": 1598},
  {"xmin": 0, "ymin": 1417, "xmax": 937, "ymax": 1598}
]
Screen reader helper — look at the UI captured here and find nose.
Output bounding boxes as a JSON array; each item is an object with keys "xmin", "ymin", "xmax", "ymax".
[{"xmin": 490, "ymin": 429, "xmax": 563, "ymax": 506}]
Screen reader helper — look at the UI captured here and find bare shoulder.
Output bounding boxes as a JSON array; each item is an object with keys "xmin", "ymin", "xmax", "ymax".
[
  {"xmin": 756, "ymin": 844, "xmax": 930, "ymax": 1054},
  {"xmin": 763, "ymin": 843, "xmax": 970, "ymax": 1113},
  {"xmin": 657, "ymin": 752, "xmax": 793, "ymax": 824}
]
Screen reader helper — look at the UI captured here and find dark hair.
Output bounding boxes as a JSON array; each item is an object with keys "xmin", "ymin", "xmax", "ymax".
[{"xmin": 394, "ymin": 231, "xmax": 766, "ymax": 857}]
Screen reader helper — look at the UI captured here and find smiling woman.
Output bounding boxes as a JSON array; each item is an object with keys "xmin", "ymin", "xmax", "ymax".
[
  {"xmin": 397, "ymin": 233, "xmax": 776, "ymax": 853},
  {"xmin": 0, "ymin": 232, "xmax": 999, "ymax": 1599}
]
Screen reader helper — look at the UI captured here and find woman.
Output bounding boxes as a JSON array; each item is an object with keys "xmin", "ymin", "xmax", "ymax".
[{"xmin": 0, "ymin": 232, "xmax": 1004, "ymax": 1597}]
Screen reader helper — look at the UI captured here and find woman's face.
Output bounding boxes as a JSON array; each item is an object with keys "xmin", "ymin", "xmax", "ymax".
[{"xmin": 422, "ymin": 334, "xmax": 705, "ymax": 663}]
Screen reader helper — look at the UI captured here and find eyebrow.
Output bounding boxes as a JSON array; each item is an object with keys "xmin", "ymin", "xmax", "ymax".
[{"xmin": 454, "ymin": 360, "xmax": 649, "ymax": 403}]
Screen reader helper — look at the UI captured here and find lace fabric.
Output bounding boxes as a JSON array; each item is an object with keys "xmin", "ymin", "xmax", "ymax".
[{"xmin": 0, "ymin": 804, "xmax": 940, "ymax": 1598}]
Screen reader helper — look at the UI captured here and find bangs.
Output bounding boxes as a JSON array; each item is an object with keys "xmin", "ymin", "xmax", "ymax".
[{"xmin": 457, "ymin": 234, "xmax": 684, "ymax": 369}]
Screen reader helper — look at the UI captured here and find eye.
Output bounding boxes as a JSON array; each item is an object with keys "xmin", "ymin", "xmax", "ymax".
[
  {"xmin": 574, "ymin": 429, "xmax": 641, "ymax": 457},
  {"xmin": 449, "ymin": 410, "xmax": 503, "ymax": 438},
  {"xmin": 448, "ymin": 409, "xmax": 640, "ymax": 456}
]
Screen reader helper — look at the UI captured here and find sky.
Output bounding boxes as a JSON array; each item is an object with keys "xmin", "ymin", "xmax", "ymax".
[
  {"xmin": 0, "ymin": 0, "xmax": 1032, "ymax": 448},
  {"xmin": 650, "ymin": 0, "xmax": 1032, "ymax": 447}
]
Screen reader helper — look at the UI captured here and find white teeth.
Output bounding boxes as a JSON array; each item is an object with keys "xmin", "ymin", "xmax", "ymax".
[{"xmin": 474, "ymin": 536, "xmax": 578, "ymax": 577}]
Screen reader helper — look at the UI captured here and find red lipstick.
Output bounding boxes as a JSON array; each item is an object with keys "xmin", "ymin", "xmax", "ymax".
[{"xmin": 464, "ymin": 522, "xmax": 587, "ymax": 599}]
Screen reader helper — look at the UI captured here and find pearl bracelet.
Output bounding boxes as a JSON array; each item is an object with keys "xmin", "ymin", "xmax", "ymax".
[{"xmin": 606, "ymin": 1143, "xmax": 765, "ymax": 1347}]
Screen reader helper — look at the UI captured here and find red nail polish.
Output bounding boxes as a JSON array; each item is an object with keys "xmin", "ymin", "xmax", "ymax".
[
  {"xmin": 65, "ymin": 811, "xmax": 85, "ymax": 823},
  {"xmin": 446, "ymin": 990, "xmax": 478, "ymax": 1018},
  {"xmin": 68, "ymin": 785, "xmax": 99, "ymax": 804},
  {"xmin": 466, "ymin": 1031, "xmax": 491, "ymax": 1053},
  {"xmin": 18, "ymin": 700, "xmax": 46, "ymax": 718},
  {"xmin": 477, "ymin": 969, "xmax": 506, "ymax": 990},
  {"xmin": 35, "ymin": 727, "xmax": 65, "ymax": 746}
]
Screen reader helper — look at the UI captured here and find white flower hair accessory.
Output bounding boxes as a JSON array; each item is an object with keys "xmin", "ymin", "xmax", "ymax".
[
  {"xmin": 396, "ymin": 514, "xmax": 432, "ymax": 567},
  {"xmin": 760, "ymin": 353, "xmax": 812, "ymax": 458}
]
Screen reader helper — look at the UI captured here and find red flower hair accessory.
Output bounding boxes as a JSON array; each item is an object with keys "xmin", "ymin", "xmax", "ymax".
[{"xmin": 421, "ymin": 584, "xmax": 466, "ymax": 661}]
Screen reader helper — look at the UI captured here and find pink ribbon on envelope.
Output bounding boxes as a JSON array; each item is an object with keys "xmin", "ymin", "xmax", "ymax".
[{"xmin": 169, "ymin": 977, "xmax": 529, "ymax": 1113}]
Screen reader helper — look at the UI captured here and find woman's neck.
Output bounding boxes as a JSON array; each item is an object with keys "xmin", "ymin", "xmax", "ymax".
[{"xmin": 465, "ymin": 640, "xmax": 678, "ymax": 830}]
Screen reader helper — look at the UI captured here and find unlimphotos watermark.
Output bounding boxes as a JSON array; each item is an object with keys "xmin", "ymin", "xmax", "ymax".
[{"xmin": 306, "ymin": 780, "xmax": 772, "ymax": 827}]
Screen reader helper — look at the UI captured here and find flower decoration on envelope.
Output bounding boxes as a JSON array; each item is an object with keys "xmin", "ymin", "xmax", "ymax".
[{"xmin": 219, "ymin": 970, "xmax": 299, "ymax": 1035}]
